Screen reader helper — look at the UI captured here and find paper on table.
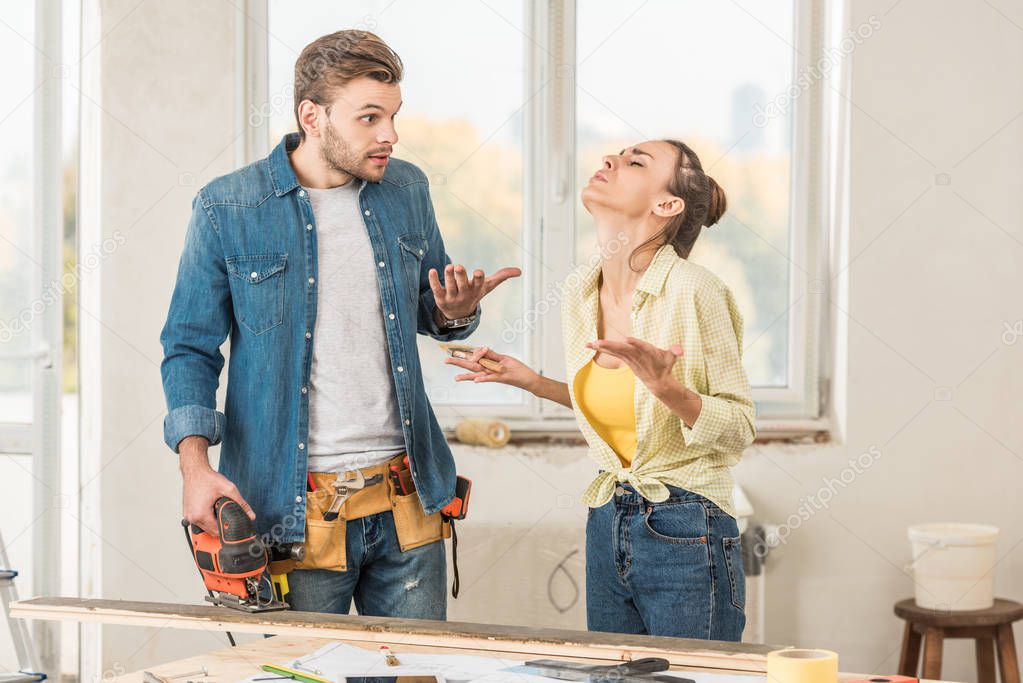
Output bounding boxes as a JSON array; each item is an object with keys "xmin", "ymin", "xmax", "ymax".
[
  {"xmin": 236, "ymin": 642, "xmax": 765, "ymax": 683},
  {"xmin": 237, "ymin": 641, "xmax": 544, "ymax": 683}
]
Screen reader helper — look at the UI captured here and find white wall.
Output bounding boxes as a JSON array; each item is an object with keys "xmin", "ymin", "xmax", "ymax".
[
  {"xmin": 729, "ymin": 0, "xmax": 1023, "ymax": 678},
  {"xmin": 78, "ymin": 0, "xmax": 1023, "ymax": 680},
  {"xmin": 81, "ymin": 0, "xmax": 250, "ymax": 670}
]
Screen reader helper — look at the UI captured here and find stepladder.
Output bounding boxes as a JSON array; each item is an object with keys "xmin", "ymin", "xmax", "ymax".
[{"xmin": 0, "ymin": 529, "xmax": 45, "ymax": 683}]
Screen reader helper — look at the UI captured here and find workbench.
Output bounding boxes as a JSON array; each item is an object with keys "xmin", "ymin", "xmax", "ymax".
[{"xmin": 10, "ymin": 598, "xmax": 956, "ymax": 683}]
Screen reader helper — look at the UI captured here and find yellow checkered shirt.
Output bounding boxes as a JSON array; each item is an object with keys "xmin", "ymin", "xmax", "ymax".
[{"xmin": 561, "ymin": 242, "xmax": 756, "ymax": 517}]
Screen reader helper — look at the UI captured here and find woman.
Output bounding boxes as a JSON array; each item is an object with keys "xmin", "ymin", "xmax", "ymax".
[{"xmin": 445, "ymin": 139, "xmax": 756, "ymax": 641}]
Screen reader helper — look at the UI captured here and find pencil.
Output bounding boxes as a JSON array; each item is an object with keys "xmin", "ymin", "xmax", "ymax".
[{"xmin": 260, "ymin": 664, "xmax": 331, "ymax": 683}]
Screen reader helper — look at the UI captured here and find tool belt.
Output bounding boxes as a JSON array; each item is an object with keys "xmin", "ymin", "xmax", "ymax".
[{"xmin": 276, "ymin": 452, "xmax": 451, "ymax": 574}]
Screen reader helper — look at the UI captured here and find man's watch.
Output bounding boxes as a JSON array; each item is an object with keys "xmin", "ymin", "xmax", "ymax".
[{"xmin": 440, "ymin": 309, "xmax": 478, "ymax": 329}]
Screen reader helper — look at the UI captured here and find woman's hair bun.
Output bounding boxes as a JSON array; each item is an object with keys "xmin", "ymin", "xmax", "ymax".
[{"xmin": 705, "ymin": 176, "xmax": 727, "ymax": 228}]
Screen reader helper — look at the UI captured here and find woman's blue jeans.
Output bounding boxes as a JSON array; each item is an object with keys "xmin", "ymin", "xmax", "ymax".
[{"xmin": 585, "ymin": 482, "xmax": 746, "ymax": 640}]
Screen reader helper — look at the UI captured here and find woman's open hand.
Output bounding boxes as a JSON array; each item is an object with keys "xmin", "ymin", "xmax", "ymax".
[
  {"xmin": 586, "ymin": 337, "xmax": 684, "ymax": 394},
  {"xmin": 444, "ymin": 346, "xmax": 540, "ymax": 393}
]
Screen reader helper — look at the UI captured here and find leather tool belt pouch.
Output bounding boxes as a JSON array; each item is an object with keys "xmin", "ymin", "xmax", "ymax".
[
  {"xmin": 296, "ymin": 452, "xmax": 445, "ymax": 572},
  {"xmin": 387, "ymin": 455, "xmax": 447, "ymax": 552}
]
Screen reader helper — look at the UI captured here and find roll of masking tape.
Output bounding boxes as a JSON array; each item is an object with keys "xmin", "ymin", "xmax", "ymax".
[{"xmin": 767, "ymin": 649, "xmax": 839, "ymax": 683}]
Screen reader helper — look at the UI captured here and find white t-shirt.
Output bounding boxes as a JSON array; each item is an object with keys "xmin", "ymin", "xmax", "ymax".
[{"xmin": 304, "ymin": 179, "xmax": 406, "ymax": 472}]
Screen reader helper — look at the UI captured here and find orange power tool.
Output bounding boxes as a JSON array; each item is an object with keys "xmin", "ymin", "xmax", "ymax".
[{"xmin": 181, "ymin": 497, "xmax": 288, "ymax": 613}]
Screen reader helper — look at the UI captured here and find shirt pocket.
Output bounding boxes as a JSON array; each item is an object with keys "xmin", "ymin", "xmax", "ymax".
[
  {"xmin": 397, "ymin": 234, "xmax": 428, "ymax": 307},
  {"xmin": 225, "ymin": 253, "xmax": 287, "ymax": 335}
]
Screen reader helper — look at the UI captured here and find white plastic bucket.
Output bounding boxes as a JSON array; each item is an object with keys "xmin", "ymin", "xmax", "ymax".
[{"xmin": 908, "ymin": 523, "xmax": 998, "ymax": 610}]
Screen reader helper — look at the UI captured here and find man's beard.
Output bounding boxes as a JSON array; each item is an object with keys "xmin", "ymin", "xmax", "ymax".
[{"xmin": 320, "ymin": 121, "xmax": 381, "ymax": 182}]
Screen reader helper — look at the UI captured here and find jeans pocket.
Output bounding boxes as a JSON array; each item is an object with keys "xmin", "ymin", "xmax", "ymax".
[
  {"xmin": 398, "ymin": 234, "xmax": 428, "ymax": 307},
  {"xmin": 642, "ymin": 500, "xmax": 709, "ymax": 545},
  {"xmin": 722, "ymin": 535, "xmax": 746, "ymax": 610},
  {"xmin": 225, "ymin": 253, "xmax": 287, "ymax": 335}
]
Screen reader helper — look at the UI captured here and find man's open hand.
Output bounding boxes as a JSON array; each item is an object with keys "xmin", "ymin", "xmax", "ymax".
[{"xmin": 429, "ymin": 263, "xmax": 521, "ymax": 320}]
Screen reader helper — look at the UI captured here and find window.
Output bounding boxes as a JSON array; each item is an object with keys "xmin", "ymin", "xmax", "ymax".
[
  {"xmin": 568, "ymin": 1, "xmax": 826, "ymax": 422},
  {"xmin": 0, "ymin": 0, "xmax": 80, "ymax": 677},
  {"xmin": 0, "ymin": 2, "xmax": 37, "ymax": 426},
  {"xmin": 257, "ymin": 0, "xmax": 828, "ymax": 428},
  {"xmin": 266, "ymin": 0, "xmax": 530, "ymax": 416},
  {"xmin": 575, "ymin": 2, "xmax": 796, "ymax": 388}
]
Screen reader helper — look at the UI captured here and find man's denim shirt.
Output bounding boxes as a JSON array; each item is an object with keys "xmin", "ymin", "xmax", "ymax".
[{"xmin": 160, "ymin": 132, "xmax": 479, "ymax": 543}]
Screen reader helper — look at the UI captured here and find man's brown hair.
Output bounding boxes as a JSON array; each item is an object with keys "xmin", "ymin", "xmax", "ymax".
[{"xmin": 293, "ymin": 30, "xmax": 404, "ymax": 140}]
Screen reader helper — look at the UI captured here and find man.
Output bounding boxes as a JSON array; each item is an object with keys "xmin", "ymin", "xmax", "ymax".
[{"xmin": 160, "ymin": 30, "xmax": 518, "ymax": 619}]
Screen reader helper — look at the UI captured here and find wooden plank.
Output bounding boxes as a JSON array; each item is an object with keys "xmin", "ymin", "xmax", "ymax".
[{"xmin": 13, "ymin": 597, "xmax": 779, "ymax": 673}]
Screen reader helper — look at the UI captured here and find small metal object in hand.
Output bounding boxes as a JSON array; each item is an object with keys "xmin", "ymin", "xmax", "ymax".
[{"xmin": 438, "ymin": 343, "xmax": 504, "ymax": 372}]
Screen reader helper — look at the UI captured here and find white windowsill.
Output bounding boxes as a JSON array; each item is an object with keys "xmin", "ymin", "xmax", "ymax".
[{"xmin": 440, "ymin": 416, "xmax": 832, "ymax": 445}]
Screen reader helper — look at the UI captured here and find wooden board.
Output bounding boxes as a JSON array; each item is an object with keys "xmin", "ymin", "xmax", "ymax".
[{"xmin": 13, "ymin": 597, "xmax": 779, "ymax": 673}]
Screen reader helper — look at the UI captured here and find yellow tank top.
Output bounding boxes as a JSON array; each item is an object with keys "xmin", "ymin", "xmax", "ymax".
[{"xmin": 573, "ymin": 359, "xmax": 638, "ymax": 467}]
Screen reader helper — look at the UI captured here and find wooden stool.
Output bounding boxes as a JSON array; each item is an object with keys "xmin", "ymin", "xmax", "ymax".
[{"xmin": 895, "ymin": 598, "xmax": 1023, "ymax": 683}]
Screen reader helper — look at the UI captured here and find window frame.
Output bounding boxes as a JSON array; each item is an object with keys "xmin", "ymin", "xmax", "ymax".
[
  {"xmin": 246, "ymin": 0, "xmax": 837, "ymax": 436},
  {"xmin": 0, "ymin": 1, "xmax": 68, "ymax": 678}
]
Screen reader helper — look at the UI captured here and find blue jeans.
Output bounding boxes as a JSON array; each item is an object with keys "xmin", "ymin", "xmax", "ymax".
[
  {"xmin": 585, "ymin": 483, "xmax": 746, "ymax": 640},
  {"xmin": 286, "ymin": 510, "xmax": 447, "ymax": 618}
]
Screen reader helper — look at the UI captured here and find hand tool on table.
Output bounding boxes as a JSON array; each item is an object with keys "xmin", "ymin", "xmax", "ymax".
[
  {"xmin": 182, "ymin": 497, "xmax": 289, "ymax": 616},
  {"xmin": 379, "ymin": 645, "xmax": 401, "ymax": 666},
  {"xmin": 167, "ymin": 667, "xmax": 208, "ymax": 679},
  {"xmin": 517, "ymin": 658, "xmax": 693, "ymax": 683},
  {"xmin": 438, "ymin": 342, "xmax": 505, "ymax": 372}
]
